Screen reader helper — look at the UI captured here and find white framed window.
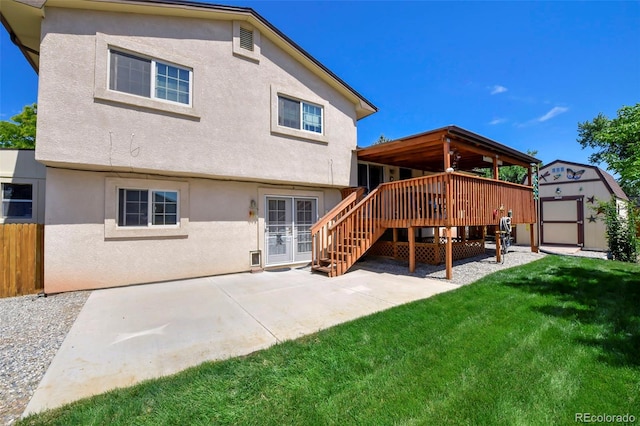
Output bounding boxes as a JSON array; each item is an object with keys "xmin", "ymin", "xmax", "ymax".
[
  {"xmin": 1, "ymin": 183, "xmax": 33, "ymax": 219},
  {"xmin": 117, "ymin": 188, "xmax": 179, "ymax": 227},
  {"xmin": 105, "ymin": 178, "xmax": 188, "ymax": 239},
  {"xmin": 278, "ymin": 96, "xmax": 323, "ymax": 134},
  {"xmin": 109, "ymin": 50, "xmax": 192, "ymax": 106}
]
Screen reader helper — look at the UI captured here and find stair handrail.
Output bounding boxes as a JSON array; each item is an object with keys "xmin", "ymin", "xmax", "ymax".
[
  {"xmin": 329, "ymin": 186, "xmax": 382, "ymax": 231},
  {"xmin": 311, "ymin": 187, "xmax": 365, "ymax": 270},
  {"xmin": 310, "ymin": 187, "xmax": 364, "ymax": 235},
  {"xmin": 327, "ymin": 185, "xmax": 386, "ymax": 276}
]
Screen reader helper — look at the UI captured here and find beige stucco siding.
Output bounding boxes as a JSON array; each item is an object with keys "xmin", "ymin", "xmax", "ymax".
[
  {"xmin": 36, "ymin": 8, "xmax": 358, "ymax": 187},
  {"xmin": 44, "ymin": 168, "xmax": 340, "ymax": 292}
]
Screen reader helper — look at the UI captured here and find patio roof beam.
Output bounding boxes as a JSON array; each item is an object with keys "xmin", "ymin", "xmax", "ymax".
[{"xmin": 447, "ymin": 139, "xmax": 532, "ymax": 169}]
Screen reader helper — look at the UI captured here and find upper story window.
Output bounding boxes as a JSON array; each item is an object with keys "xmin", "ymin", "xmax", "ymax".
[
  {"xmin": 109, "ymin": 50, "xmax": 192, "ymax": 105},
  {"xmin": 2, "ymin": 183, "xmax": 33, "ymax": 219},
  {"xmin": 118, "ymin": 188, "xmax": 178, "ymax": 227},
  {"xmin": 278, "ymin": 96, "xmax": 323, "ymax": 134}
]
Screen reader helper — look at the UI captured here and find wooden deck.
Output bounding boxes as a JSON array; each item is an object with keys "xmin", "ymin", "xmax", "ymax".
[{"xmin": 311, "ymin": 172, "xmax": 536, "ymax": 278}]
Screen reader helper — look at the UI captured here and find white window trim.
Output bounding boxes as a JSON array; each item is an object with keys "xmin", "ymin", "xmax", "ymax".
[
  {"xmin": 278, "ymin": 96, "xmax": 323, "ymax": 134},
  {"xmin": 270, "ymin": 85, "xmax": 329, "ymax": 144},
  {"xmin": 1, "ymin": 182, "xmax": 33, "ymax": 222},
  {"xmin": 105, "ymin": 177, "xmax": 189, "ymax": 239},
  {"xmin": 109, "ymin": 50, "xmax": 193, "ymax": 107},
  {"xmin": 118, "ymin": 188, "xmax": 180, "ymax": 228},
  {"xmin": 232, "ymin": 21, "xmax": 261, "ymax": 63},
  {"xmin": 0, "ymin": 179, "xmax": 39, "ymax": 224},
  {"xmin": 94, "ymin": 33, "xmax": 200, "ymax": 119}
]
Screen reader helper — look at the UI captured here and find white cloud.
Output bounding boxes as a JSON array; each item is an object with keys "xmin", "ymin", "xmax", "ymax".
[
  {"xmin": 490, "ymin": 85, "xmax": 508, "ymax": 95},
  {"xmin": 538, "ymin": 106, "xmax": 569, "ymax": 122},
  {"xmin": 488, "ymin": 118, "xmax": 507, "ymax": 125}
]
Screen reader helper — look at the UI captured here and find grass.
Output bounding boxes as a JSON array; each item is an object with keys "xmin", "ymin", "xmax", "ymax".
[{"xmin": 20, "ymin": 256, "xmax": 640, "ymax": 425}]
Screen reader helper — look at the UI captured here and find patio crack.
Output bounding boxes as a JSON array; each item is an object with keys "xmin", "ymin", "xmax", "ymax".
[{"xmin": 216, "ymin": 286, "xmax": 282, "ymax": 344}]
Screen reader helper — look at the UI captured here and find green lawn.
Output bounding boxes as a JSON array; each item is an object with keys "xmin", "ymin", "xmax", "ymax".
[{"xmin": 21, "ymin": 256, "xmax": 640, "ymax": 425}]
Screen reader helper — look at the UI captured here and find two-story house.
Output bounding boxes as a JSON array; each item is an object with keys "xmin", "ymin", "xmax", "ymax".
[{"xmin": 1, "ymin": 0, "xmax": 377, "ymax": 292}]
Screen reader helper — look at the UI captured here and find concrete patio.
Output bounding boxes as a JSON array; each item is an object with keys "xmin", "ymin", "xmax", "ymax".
[{"xmin": 24, "ymin": 266, "xmax": 458, "ymax": 416}]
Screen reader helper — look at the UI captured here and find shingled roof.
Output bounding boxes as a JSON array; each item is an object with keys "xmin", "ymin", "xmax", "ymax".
[{"xmin": 542, "ymin": 159, "xmax": 628, "ymax": 201}]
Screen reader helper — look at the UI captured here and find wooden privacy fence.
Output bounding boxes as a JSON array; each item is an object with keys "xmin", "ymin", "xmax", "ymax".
[{"xmin": 0, "ymin": 224, "xmax": 44, "ymax": 298}]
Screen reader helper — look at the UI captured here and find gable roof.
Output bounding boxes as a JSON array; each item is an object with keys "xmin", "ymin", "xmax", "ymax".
[
  {"xmin": 357, "ymin": 125, "xmax": 540, "ymax": 171},
  {"xmin": 0, "ymin": 0, "xmax": 377, "ymax": 120},
  {"xmin": 541, "ymin": 159, "xmax": 628, "ymax": 201}
]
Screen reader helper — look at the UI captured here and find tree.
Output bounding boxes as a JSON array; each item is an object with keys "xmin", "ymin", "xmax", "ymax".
[
  {"xmin": 0, "ymin": 103, "xmax": 37, "ymax": 149},
  {"xmin": 475, "ymin": 150, "xmax": 539, "ymax": 184},
  {"xmin": 373, "ymin": 134, "xmax": 391, "ymax": 145},
  {"xmin": 577, "ymin": 103, "xmax": 640, "ymax": 197}
]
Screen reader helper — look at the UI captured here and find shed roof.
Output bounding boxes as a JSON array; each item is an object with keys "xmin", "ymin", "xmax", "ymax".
[{"xmin": 541, "ymin": 159, "xmax": 628, "ymax": 201}]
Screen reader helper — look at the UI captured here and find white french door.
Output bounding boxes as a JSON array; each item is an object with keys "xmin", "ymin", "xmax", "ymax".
[{"xmin": 265, "ymin": 196, "xmax": 317, "ymax": 265}]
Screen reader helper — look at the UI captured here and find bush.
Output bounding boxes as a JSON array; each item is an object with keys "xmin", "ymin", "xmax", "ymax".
[{"xmin": 599, "ymin": 198, "xmax": 639, "ymax": 262}]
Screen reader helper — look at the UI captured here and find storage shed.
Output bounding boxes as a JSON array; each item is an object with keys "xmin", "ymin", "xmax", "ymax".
[{"xmin": 517, "ymin": 159, "xmax": 628, "ymax": 251}]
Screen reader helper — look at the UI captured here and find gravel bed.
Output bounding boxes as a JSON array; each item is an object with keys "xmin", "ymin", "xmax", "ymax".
[
  {"xmin": 353, "ymin": 243, "xmax": 547, "ymax": 286},
  {"xmin": 0, "ymin": 291, "xmax": 90, "ymax": 425},
  {"xmin": 353, "ymin": 243, "xmax": 609, "ymax": 286}
]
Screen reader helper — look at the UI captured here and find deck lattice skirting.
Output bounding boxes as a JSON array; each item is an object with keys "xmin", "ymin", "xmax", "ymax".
[{"xmin": 367, "ymin": 240, "xmax": 485, "ymax": 265}]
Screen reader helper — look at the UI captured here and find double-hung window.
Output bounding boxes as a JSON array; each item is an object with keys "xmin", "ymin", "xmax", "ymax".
[
  {"xmin": 109, "ymin": 50, "xmax": 192, "ymax": 105},
  {"xmin": 1, "ymin": 183, "xmax": 33, "ymax": 219},
  {"xmin": 118, "ymin": 188, "xmax": 178, "ymax": 227},
  {"xmin": 278, "ymin": 96, "xmax": 323, "ymax": 134}
]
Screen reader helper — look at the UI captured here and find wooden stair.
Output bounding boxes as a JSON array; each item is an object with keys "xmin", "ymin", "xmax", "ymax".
[{"xmin": 311, "ymin": 186, "xmax": 386, "ymax": 277}]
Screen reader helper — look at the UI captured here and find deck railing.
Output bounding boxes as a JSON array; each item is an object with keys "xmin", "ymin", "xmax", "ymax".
[
  {"xmin": 310, "ymin": 187, "xmax": 365, "ymax": 270},
  {"xmin": 311, "ymin": 172, "xmax": 535, "ymax": 277}
]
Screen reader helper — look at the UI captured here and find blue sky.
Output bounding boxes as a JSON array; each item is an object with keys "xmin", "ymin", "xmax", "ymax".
[{"xmin": 1, "ymin": 1, "xmax": 639, "ymax": 168}]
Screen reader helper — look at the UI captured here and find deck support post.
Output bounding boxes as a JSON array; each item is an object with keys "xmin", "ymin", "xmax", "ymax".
[
  {"xmin": 393, "ymin": 228, "xmax": 398, "ymax": 258},
  {"xmin": 495, "ymin": 231, "xmax": 502, "ymax": 263},
  {"xmin": 408, "ymin": 227, "xmax": 416, "ymax": 273},
  {"xmin": 529, "ymin": 223, "xmax": 538, "ymax": 253},
  {"xmin": 434, "ymin": 227, "xmax": 441, "ymax": 264},
  {"xmin": 445, "ymin": 227, "xmax": 453, "ymax": 279},
  {"xmin": 443, "ymin": 136, "xmax": 451, "ymax": 171}
]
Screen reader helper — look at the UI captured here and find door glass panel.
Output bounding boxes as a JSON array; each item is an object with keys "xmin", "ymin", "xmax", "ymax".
[
  {"xmin": 266, "ymin": 197, "xmax": 292, "ymax": 264},
  {"xmin": 358, "ymin": 163, "xmax": 368, "ymax": 189},
  {"xmin": 294, "ymin": 198, "xmax": 317, "ymax": 261},
  {"xmin": 369, "ymin": 165, "xmax": 383, "ymax": 190}
]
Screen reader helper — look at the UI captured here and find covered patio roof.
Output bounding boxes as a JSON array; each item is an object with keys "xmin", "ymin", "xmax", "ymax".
[{"xmin": 357, "ymin": 126, "xmax": 540, "ymax": 172}]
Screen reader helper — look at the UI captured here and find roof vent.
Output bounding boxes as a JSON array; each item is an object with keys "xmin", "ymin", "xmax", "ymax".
[{"xmin": 239, "ymin": 27, "xmax": 254, "ymax": 51}]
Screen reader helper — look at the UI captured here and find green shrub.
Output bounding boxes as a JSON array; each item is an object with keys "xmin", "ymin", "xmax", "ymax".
[{"xmin": 599, "ymin": 198, "xmax": 639, "ymax": 262}]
